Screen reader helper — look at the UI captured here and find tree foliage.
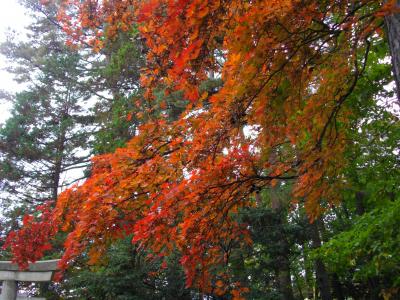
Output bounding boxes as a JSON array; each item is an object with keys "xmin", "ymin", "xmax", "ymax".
[{"xmin": 4, "ymin": 1, "xmax": 400, "ymax": 299}]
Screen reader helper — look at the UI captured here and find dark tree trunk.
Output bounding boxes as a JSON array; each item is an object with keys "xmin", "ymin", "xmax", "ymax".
[
  {"xmin": 310, "ymin": 220, "xmax": 333, "ymax": 300},
  {"xmin": 355, "ymin": 191, "xmax": 366, "ymax": 216},
  {"xmin": 276, "ymin": 252, "xmax": 294, "ymax": 300},
  {"xmin": 303, "ymin": 244, "xmax": 315, "ymax": 299},
  {"xmin": 314, "ymin": 259, "xmax": 332, "ymax": 300},
  {"xmin": 331, "ymin": 273, "xmax": 345, "ymax": 300},
  {"xmin": 385, "ymin": 0, "xmax": 400, "ymax": 104},
  {"xmin": 271, "ymin": 195, "xmax": 295, "ymax": 300},
  {"xmin": 52, "ymin": 157, "xmax": 62, "ymax": 201},
  {"xmin": 52, "ymin": 113, "xmax": 67, "ymax": 201}
]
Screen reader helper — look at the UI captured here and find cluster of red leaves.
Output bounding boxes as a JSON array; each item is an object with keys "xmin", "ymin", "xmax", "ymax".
[
  {"xmin": 6, "ymin": 0, "xmax": 396, "ymax": 298},
  {"xmin": 3, "ymin": 202, "xmax": 58, "ymax": 269}
]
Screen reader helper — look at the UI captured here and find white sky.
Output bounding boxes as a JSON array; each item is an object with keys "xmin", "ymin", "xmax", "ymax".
[{"xmin": 0, "ymin": 0, "xmax": 31, "ymax": 124}]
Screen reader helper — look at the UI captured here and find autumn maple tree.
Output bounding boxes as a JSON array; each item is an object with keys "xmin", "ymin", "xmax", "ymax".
[{"xmin": 5, "ymin": 0, "xmax": 399, "ymax": 298}]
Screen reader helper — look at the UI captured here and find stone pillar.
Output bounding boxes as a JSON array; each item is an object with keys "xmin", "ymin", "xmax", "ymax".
[{"xmin": 1, "ymin": 280, "xmax": 17, "ymax": 300}]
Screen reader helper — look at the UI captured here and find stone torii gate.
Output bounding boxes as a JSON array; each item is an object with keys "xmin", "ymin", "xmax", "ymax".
[{"xmin": 0, "ymin": 259, "xmax": 60, "ymax": 300}]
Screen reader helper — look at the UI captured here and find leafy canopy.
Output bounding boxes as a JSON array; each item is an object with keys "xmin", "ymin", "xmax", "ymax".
[{"xmin": 5, "ymin": 0, "xmax": 398, "ymax": 298}]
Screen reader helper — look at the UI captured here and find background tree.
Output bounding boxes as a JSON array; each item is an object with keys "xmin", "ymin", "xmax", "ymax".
[
  {"xmin": 0, "ymin": 0, "xmax": 93, "ymax": 210},
  {"xmin": 0, "ymin": 2, "xmax": 96, "ymax": 298}
]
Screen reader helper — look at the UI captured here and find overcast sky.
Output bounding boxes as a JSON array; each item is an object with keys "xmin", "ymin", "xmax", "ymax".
[{"xmin": 0, "ymin": 0, "xmax": 31, "ymax": 124}]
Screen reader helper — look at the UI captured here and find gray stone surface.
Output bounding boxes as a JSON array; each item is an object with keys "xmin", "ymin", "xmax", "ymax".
[
  {"xmin": 0, "ymin": 280, "xmax": 17, "ymax": 300},
  {"xmin": 0, "ymin": 271, "xmax": 52, "ymax": 282},
  {"xmin": 0, "ymin": 260, "xmax": 59, "ymax": 272},
  {"xmin": 0, "ymin": 260, "xmax": 59, "ymax": 299}
]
